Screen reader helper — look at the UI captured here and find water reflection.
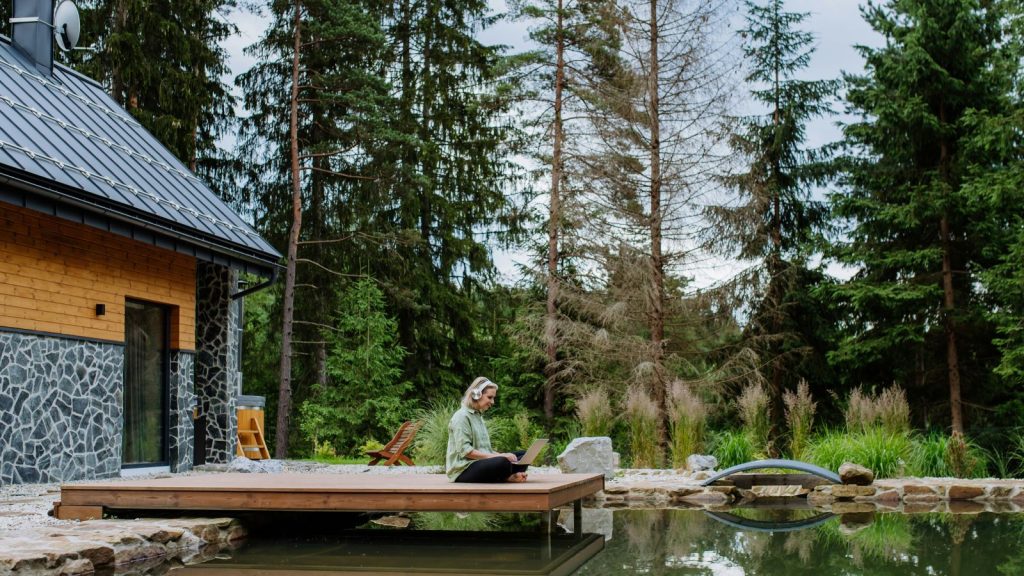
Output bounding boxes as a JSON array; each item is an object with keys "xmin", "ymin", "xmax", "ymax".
[
  {"xmin": 574, "ymin": 509, "xmax": 1024, "ymax": 575},
  {"xmin": 173, "ymin": 529, "xmax": 604, "ymax": 576}
]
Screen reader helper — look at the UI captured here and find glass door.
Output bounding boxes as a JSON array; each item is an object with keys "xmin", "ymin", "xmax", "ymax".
[{"xmin": 123, "ymin": 299, "xmax": 169, "ymax": 466}]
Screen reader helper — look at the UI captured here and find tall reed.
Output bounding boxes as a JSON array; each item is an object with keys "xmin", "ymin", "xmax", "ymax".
[
  {"xmin": 624, "ymin": 386, "xmax": 660, "ymax": 468},
  {"xmin": 844, "ymin": 385, "xmax": 910, "ymax": 434},
  {"xmin": 845, "ymin": 387, "xmax": 874, "ymax": 433},
  {"xmin": 577, "ymin": 388, "xmax": 615, "ymax": 437},
  {"xmin": 667, "ymin": 381, "xmax": 708, "ymax": 468},
  {"xmin": 737, "ymin": 383, "xmax": 771, "ymax": 457},
  {"xmin": 876, "ymin": 385, "xmax": 910, "ymax": 434},
  {"xmin": 783, "ymin": 379, "xmax": 816, "ymax": 460}
]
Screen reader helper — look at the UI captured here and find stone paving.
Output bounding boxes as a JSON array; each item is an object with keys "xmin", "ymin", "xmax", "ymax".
[{"xmin": 2, "ymin": 462, "xmax": 1024, "ymax": 575}]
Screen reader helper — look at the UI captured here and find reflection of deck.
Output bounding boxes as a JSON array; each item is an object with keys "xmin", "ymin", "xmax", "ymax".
[
  {"xmin": 177, "ymin": 530, "xmax": 605, "ymax": 576},
  {"xmin": 54, "ymin": 473, "xmax": 604, "ymax": 522}
]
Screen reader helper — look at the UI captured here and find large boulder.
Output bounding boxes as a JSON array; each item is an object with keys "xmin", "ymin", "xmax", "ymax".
[
  {"xmin": 686, "ymin": 454, "xmax": 718, "ymax": 472},
  {"xmin": 838, "ymin": 462, "xmax": 875, "ymax": 486},
  {"xmin": 557, "ymin": 437, "xmax": 619, "ymax": 480}
]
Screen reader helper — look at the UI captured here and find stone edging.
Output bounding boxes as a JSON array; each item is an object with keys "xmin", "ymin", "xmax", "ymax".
[
  {"xmin": 590, "ymin": 476, "xmax": 1024, "ymax": 512},
  {"xmin": 0, "ymin": 518, "xmax": 245, "ymax": 576}
]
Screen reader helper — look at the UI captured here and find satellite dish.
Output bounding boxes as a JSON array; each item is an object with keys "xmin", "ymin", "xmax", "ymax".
[{"xmin": 53, "ymin": 0, "xmax": 81, "ymax": 52}]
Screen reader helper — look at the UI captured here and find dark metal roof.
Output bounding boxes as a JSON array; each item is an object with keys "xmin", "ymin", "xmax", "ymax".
[{"xmin": 0, "ymin": 36, "xmax": 281, "ymax": 276}]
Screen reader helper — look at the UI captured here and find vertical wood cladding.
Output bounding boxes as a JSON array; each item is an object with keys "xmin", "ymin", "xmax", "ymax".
[{"xmin": 0, "ymin": 203, "xmax": 196, "ymax": 349}]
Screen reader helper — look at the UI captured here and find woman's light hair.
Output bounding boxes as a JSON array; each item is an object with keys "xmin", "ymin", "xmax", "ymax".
[{"xmin": 463, "ymin": 376, "xmax": 498, "ymax": 407}]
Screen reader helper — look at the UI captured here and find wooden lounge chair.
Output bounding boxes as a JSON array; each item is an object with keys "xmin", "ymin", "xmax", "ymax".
[{"xmin": 367, "ymin": 420, "xmax": 422, "ymax": 466}]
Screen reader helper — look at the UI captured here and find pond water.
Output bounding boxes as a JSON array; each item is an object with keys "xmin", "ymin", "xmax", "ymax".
[{"xmin": 174, "ymin": 508, "xmax": 1024, "ymax": 576}]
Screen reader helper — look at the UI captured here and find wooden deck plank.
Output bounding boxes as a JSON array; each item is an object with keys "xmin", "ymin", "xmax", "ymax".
[{"xmin": 58, "ymin": 473, "xmax": 604, "ymax": 515}]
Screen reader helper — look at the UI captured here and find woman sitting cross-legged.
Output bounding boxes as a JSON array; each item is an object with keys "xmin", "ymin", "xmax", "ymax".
[{"xmin": 446, "ymin": 377, "xmax": 529, "ymax": 483}]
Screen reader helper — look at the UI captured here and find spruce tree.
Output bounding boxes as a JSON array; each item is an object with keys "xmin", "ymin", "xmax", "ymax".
[
  {"xmin": 708, "ymin": 0, "xmax": 837, "ymax": 438},
  {"xmin": 831, "ymin": 0, "xmax": 1015, "ymax": 433}
]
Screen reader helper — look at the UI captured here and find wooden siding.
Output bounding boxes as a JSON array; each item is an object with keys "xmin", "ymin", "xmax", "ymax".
[{"xmin": 0, "ymin": 203, "xmax": 196, "ymax": 349}]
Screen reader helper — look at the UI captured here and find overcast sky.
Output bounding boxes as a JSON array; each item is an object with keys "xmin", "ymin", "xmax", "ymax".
[{"xmin": 221, "ymin": 1, "xmax": 883, "ymax": 284}]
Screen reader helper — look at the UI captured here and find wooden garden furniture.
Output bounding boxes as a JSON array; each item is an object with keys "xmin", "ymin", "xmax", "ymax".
[{"xmin": 366, "ymin": 420, "xmax": 421, "ymax": 466}]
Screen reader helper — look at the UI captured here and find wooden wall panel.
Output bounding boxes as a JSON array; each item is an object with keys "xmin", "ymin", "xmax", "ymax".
[{"xmin": 0, "ymin": 203, "xmax": 197, "ymax": 349}]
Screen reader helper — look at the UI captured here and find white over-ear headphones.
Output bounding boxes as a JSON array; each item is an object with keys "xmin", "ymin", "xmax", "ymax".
[{"xmin": 470, "ymin": 378, "xmax": 495, "ymax": 400}]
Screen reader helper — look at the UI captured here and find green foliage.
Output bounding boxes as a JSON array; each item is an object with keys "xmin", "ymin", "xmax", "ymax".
[
  {"xmin": 413, "ymin": 398, "xmax": 460, "ymax": 466},
  {"xmin": 711, "ymin": 430, "xmax": 754, "ymax": 470},
  {"xmin": 827, "ymin": 0, "xmax": 1016, "ymax": 433},
  {"xmin": 806, "ymin": 428, "xmax": 911, "ymax": 478},
  {"xmin": 297, "ymin": 279, "xmax": 414, "ymax": 456},
  {"xmin": 359, "ymin": 439, "xmax": 385, "ymax": 455},
  {"xmin": 909, "ymin": 431, "xmax": 987, "ymax": 478},
  {"xmin": 411, "ymin": 512, "xmax": 497, "ymax": 532}
]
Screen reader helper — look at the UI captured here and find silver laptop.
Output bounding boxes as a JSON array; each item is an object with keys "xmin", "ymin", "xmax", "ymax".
[{"xmin": 515, "ymin": 439, "xmax": 548, "ymax": 465}]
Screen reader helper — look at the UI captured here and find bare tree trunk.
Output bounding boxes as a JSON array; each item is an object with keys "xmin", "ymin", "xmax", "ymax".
[
  {"xmin": 941, "ymin": 213, "xmax": 963, "ymax": 435},
  {"xmin": 647, "ymin": 0, "xmax": 666, "ymax": 450},
  {"xmin": 938, "ymin": 103, "xmax": 963, "ymax": 435},
  {"xmin": 543, "ymin": 0, "xmax": 566, "ymax": 426},
  {"xmin": 276, "ymin": 0, "xmax": 303, "ymax": 459}
]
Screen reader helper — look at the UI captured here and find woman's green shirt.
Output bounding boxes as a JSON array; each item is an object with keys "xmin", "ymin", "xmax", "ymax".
[{"xmin": 445, "ymin": 406, "xmax": 492, "ymax": 481}]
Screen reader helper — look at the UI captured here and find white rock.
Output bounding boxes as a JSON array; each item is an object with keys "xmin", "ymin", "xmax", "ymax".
[
  {"xmin": 686, "ymin": 454, "xmax": 718, "ymax": 472},
  {"xmin": 557, "ymin": 437, "xmax": 619, "ymax": 480}
]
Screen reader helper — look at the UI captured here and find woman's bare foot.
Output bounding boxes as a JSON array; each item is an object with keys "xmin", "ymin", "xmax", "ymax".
[{"xmin": 507, "ymin": 472, "xmax": 528, "ymax": 483}]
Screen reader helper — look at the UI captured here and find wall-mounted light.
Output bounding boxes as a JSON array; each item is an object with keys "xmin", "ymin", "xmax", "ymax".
[{"xmin": 95, "ymin": 303, "xmax": 105, "ymax": 316}]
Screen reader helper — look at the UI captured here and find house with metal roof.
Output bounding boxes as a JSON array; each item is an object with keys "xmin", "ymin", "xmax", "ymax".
[{"xmin": 0, "ymin": 2, "xmax": 281, "ymax": 484}]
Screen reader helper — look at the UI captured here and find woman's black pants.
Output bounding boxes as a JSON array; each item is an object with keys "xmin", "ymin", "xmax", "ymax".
[{"xmin": 454, "ymin": 450, "xmax": 528, "ymax": 483}]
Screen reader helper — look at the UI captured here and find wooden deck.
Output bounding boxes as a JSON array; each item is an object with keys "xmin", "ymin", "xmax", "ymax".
[{"xmin": 54, "ymin": 473, "xmax": 605, "ymax": 522}]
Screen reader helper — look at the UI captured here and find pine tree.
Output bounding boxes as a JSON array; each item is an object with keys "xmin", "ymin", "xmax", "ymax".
[
  {"xmin": 831, "ymin": 0, "xmax": 1016, "ymax": 434},
  {"xmin": 707, "ymin": 0, "xmax": 837, "ymax": 439},
  {"xmin": 237, "ymin": 0, "xmax": 400, "ymax": 455},
  {"xmin": 512, "ymin": 0, "xmax": 625, "ymax": 425}
]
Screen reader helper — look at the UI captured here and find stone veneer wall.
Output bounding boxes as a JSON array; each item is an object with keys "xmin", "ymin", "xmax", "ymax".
[
  {"xmin": 195, "ymin": 263, "xmax": 240, "ymax": 464},
  {"xmin": 168, "ymin": 351, "xmax": 196, "ymax": 472},
  {"xmin": 0, "ymin": 331, "xmax": 123, "ymax": 484}
]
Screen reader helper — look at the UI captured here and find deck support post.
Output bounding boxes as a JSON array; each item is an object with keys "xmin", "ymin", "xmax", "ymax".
[{"xmin": 573, "ymin": 499, "xmax": 582, "ymax": 538}]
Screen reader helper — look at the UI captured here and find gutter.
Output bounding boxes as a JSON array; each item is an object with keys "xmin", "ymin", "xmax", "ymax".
[{"xmin": 231, "ymin": 267, "xmax": 279, "ymax": 300}]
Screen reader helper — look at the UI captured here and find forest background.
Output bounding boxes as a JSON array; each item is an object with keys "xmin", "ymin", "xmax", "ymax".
[{"xmin": 8, "ymin": 0, "xmax": 1024, "ymax": 475}]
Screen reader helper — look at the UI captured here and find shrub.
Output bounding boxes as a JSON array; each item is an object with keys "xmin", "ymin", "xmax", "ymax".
[
  {"xmin": 946, "ymin": 431, "xmax": 988, "ymax": 478},
  {"xmin": 783, "ymin": 379, "xmax": 816, "ymax": 461},
  {"xmin": 577, "ymin": 388, "xmax": 615, "ymax": 437},
  {"xmin": 737, "ymin": 383, "xmax": 771, "ymax": 457},
  {"xmin": 712, "ymin": 430, "xmax": 753, "ymax": 469},
  {"xmin": 909, "ymin": 431, "xmax": 953, "ymax": 477},
  {"xmin": 853, "ymin": 427, "xmax": 912, "ymax": 478},
  {"xmin": 667, "ymin": 381, "xmax": 708, "ymax": 468},
  {"xmin": 805, "ymin": 428, "xmax": 851, "ymax": 473},
  {"xmin": 413, "ymin": 398, "xmax": 460, "ymax": 465},
  {"xmin": 807, "ymin": 428, "xmax": 912, "ymax": 478},
  {"xmin": 624, "ymin": 386, "xmax": 660, "ymax": 468}
]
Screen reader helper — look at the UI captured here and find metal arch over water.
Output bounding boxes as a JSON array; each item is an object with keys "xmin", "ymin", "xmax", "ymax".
[
  {"xmin": 699, "ymin": 459, "xmax": 842, "ymax": 486},
  {"xmin": 704, "ymin": 510, "xmax": 837, "ymax": 533}
]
